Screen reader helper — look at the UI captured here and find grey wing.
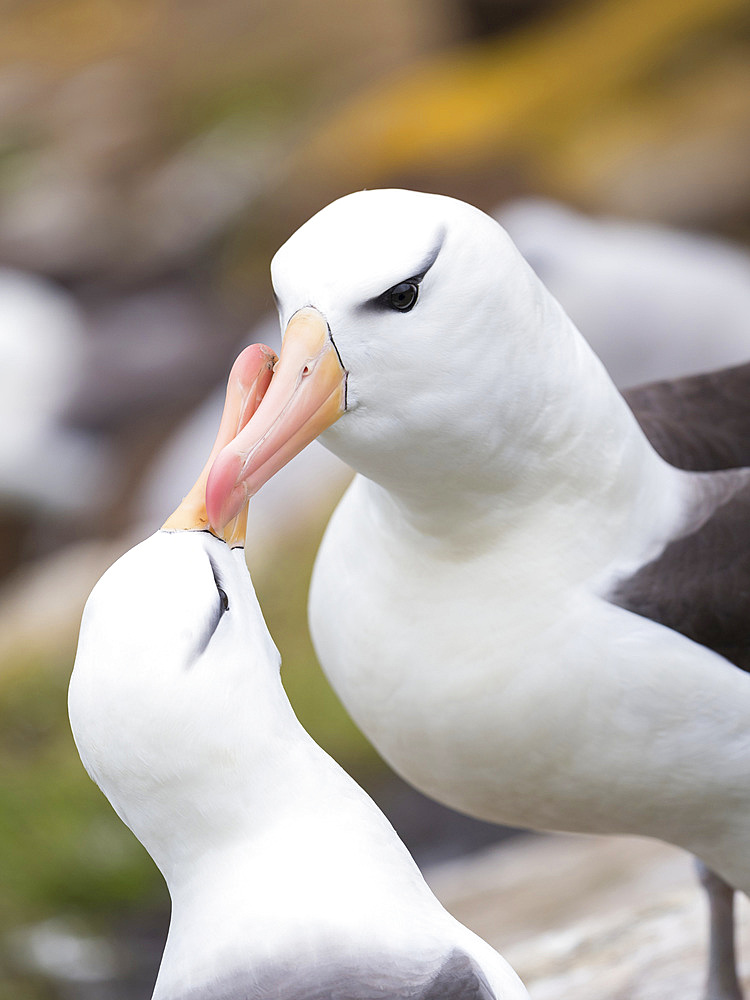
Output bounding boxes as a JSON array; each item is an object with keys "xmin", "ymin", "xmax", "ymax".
[
  {"xmin": 421, "ymin": 948, "xmax": 498, "ymax": 999},
  {"xmin": 613, "ymin": 361, "xmax": 750, "ymax": 671},
  {"xmin": 172, "ymin": 947, "xmax": 498, "ymax": 999},
  {"xmin": 609, "ymin": 475, "xmax": 750, "ymax": 672},
  {"xmin": 624, "ymin": 360, "xmax": 750, "ymax": 471}
]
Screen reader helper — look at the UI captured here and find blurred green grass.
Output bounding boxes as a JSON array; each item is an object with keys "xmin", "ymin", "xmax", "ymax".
[
  {"xmin": 254, "ymin": 518, "xmax": 382, "ymax": 783},
  {"xmin": 0, "ymin": 652, "xmax": 162, "ymax": 931}
]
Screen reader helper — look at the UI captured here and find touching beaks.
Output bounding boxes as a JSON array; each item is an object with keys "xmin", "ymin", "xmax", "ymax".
[
  {"xmin": 162, "ymin": 342, "xmax": 277, "ymax": 547},
  {"xmin": 205, "ymin": 307, "xmax": 347, "ymax": 535}
]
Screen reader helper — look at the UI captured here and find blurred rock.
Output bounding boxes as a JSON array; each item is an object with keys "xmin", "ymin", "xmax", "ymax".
[
  {"xmin": 72, "ymin": 285, "xmax": 237, "ymax": 430},
  {"xmin": 0, "ymin": 534, "xmax": 130, "ymax": 668},
  {"xmin": 0, "ymin": 0, "xmax": 455, "ymax": 282},
  {"xmin": 0, "ymin": 169, "xmax": 123, "ymax": 277},
  {"xmin": 6, "ymin": 823, "xmax": 749, "ymax": 999},
  {"xmin": 131, "ymin": 125, "xmax": 285, "ymax": 273},
  {"xmin": 3, "ymin": 912, "xmax": 167, "ymax": 1000},
  {"xmin": 7, "ymin": 919, "xmax": 119, "ymax": 985},
  {"xmin": 62, "ymin": 282, "xmax": 251, "ymax": 539},
  {"xmin": 0, "ymin": 61, "xmax": 158, "ymax": 277},
  {"xmin": 429, "ymin": 833, "xmax": 750, "ymax": 1000}
]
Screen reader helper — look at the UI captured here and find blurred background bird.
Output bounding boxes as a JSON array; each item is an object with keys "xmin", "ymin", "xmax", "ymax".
[{"xmin": 0, "ymin": 0, "xmax": 749, "ymax": 996}]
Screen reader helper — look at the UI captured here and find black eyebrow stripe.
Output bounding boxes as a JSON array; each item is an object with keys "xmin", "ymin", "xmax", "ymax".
[
  {"xmin": 361, "ymin": 228, "xmax": 446, "ymax": 312},
  {"xmin": 412, "ymin": 228, "xmax": 446, "ymax": 282},
  {"xmin": 192, "ymin": 610, "xmax": 220, "ymax": 663},
  {"xmin": 207, "ymin": 553, "xmax": 224, "ymax": 591},
  {"xmin": 187, "ymin": 555, "xmax": 225, "ymax": 667}
]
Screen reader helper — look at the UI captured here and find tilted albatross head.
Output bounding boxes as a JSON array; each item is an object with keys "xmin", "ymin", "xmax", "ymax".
[{"xmin": 68, "ymin": 336, "xmax": 527, "ymax": 1000}]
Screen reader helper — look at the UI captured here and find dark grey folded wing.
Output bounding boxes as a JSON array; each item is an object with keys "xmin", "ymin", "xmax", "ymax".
[
  {"xmin": 609, "ymin": 478, "xmax": 750, "ymax": 671},
  {"xmin": 624, "ymin": 361, "xmax": 750, "ymax": 471},
  {"xmin": 171, "ymin": 947, "xmax": 497, "ymax": 1000},
  {"xmin": 421, "ymin": 949, "xmax": 497, "ymax": 999},
  {"xmin": 611, "ymin": 361, "xmax": 750, "ymax": 671}
]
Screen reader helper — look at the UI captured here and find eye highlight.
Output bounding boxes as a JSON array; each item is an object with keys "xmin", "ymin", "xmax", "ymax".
[{"xmin": 387, "ymin": 281, "xmax": 419, "ymax": 312}]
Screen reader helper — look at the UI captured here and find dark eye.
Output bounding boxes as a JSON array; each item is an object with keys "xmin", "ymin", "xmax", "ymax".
[
  {"xmin": 388, "ymin": 281, "xmax": 419, "ymax": 312},
  {"xmin": 217, "ymin": 588, "xmax": 229, "ymax": 613}
]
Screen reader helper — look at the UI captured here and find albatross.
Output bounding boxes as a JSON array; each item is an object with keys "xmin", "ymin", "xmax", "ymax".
[
  {"xmin": 205, "ymin": 188, "xmax": 750, "ymax": 1000},
  {"xmin": 68, "ymin": 341, "xmax": 527, "ymax": 1000}
]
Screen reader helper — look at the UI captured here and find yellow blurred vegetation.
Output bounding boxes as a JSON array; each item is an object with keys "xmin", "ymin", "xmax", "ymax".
[{"xmin": 284, "ymin": 0, "xmax": 750, "ymax": 225}]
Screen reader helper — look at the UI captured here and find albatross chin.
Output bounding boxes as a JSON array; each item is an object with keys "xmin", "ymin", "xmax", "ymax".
[
  {"xmin": 68, "ymin": 341, "xmax": 526, "ymax": 1000},
  {"xmin": 206, "ymin": 188, "xmax": 750, "ymax": 1000}
]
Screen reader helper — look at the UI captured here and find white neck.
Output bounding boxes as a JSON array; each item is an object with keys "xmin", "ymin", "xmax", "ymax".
[
  {"xmin": 148, "ymin": 736, "xmax": 437, "ymax": 999},
  {"xmin": 123, "ymin": 714, "xmax": 333, "ymax": 884},
  {"xmin": 347, "ymin": 299, "xmax": 688, "ymax": 579}
]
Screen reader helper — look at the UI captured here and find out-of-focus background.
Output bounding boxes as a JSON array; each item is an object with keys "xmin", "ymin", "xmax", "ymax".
[{"xmin": 1, "ymin": 0, "xmax": 749, "ymax": 996}]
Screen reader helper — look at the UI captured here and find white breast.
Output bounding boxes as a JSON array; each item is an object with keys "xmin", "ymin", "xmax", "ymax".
[{"xmin": 310, "ymin": 475, "xmax": 750, "ymax": 891}]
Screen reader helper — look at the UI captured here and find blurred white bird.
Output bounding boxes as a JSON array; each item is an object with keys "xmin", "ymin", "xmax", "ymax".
[
  {"xmin": 0, "ymin": 268, "xmax": 111, "ymax": 516},
  {"xmin": 496, "ymin": 197, "xmax": 750, "ymax": 387}
]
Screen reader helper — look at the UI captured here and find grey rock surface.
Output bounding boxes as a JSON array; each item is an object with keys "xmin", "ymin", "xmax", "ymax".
[{"xmin": 428, "ymin": 833, "xmax": 750, "ymax": 1000}]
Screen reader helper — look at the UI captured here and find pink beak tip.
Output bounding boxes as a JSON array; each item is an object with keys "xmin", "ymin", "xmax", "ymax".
[
  {"xmin": 230, "ymin": 343, "xmax": 277, "ymax": 401},
  {"xmin": 205, "ymin": 341, "xmax": 277, "ymax": 533},
  {"xmin": 205, "ymin": 450, "xmax": 244, "ymax": 534}
]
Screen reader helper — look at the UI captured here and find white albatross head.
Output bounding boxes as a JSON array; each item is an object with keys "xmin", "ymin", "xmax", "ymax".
[
  {"xmin": 206, "ymin": 188, "xmax": 606, "ymax": 532},
  {"xmin": 68, "ymin": 529, "xmax": 295, "ymax": 872},
  {"xmin": 68, "ymin": 344, "xmax": 282, "ymax": 875}
]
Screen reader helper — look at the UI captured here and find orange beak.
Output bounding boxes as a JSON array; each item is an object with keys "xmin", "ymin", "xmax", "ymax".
[
  {"xmin": 162, "ymin": 342, "xmax": 277, "ymax": 547},
  {"xmin": 206, "ymin": 307, "xmax": 347, "ymax": 535}
]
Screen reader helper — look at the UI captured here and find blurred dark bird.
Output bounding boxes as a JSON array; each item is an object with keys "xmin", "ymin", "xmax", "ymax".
[{"xmin": 207, "ymin": 189, "xmax": 750, "ymax": 1000}]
